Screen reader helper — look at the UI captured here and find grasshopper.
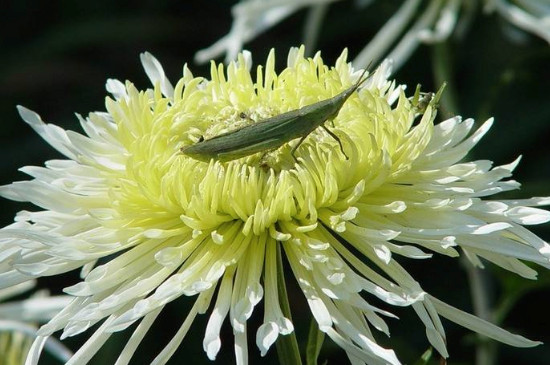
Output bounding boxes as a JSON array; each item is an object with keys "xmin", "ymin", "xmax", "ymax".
[
  {"xmin": 181, "ymin": 69, "xmax": 370, "ymax": 163},
  {"xmin": 411, "ymin": 83, "xmax": 446, "ymax": 115}
]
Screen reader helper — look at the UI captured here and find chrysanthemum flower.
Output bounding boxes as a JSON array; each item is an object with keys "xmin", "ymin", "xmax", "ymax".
[{"xmin": 1, "ymin": 46, "xmax": 549, "ymax": 364}]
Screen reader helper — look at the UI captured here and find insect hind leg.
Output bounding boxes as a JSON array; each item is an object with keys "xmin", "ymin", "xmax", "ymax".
[{"xmin": 321, "ymin": 124, "xmax": 349, "ymax": 160}]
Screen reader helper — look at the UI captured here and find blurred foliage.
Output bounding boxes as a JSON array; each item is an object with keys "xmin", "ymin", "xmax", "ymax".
[{"xmin": 1, "ymin": 1, "xmax": 549, "ymax": 364}]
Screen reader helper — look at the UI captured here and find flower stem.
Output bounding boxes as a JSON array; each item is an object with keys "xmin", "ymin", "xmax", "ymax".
[
  {"xmin": 275, "ymin": 243, "xmax": 302, "ymax": 365},
  {"xmin": 306, "ymin": 318, "xmax": 325, "ymax": 365},
  {"xmin": 463, "ymin": 258, "xmax": 497, "ymax": 365},
  {"xmin": 432, "ymin": 40, "xmax": 458, "ymax": 116}
]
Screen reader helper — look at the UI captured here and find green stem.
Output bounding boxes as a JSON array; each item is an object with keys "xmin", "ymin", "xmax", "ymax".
[
  {"xmin": 463, "ymin": 258, "xmax": 497, "ymax": 365},
  {"xmin": 275, "ymin": 243, "xmax": 302, "ymax": 365},
  {"xmin": 302, "ymin": 3, "xmax": 329, "ymax": 57},
  {"xmin": 432, "ymin": 40, "xmax": 458, "ymax": 116},
  {"xmin": 306, "ymin": 318, "xmax": 325, "ymax": 365}
]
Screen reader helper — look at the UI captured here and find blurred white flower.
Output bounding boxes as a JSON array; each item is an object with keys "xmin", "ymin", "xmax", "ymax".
[
  {"xmin": 0, "ymin": 282, "xmax": 73, "ymax": 363},
  {"xmin": 196, "ymin": 0, "xmax": 550, "ymax": 71},
  {"xmin": 195, "ymin": 0, "xmax": 342, "ymax": 64},
  {"xmin": 485, "ymin": 0, "xmax": 550, "ymax": 43}
]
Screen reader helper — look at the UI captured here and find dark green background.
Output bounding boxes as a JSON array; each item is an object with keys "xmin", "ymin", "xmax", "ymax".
[{"xmin": 1, "ymin": 1, "xmax": 549, "ymax": 364}]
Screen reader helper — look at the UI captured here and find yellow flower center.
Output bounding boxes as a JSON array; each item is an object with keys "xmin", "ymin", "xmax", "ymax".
[{"xmin": 105, "ymin": 48, "xmax": 435, "ymax": 239}]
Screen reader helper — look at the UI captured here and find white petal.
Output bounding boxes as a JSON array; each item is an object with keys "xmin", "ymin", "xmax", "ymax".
[
  {"xmin": 204, "ymin": 269, "xmax": 234, "ymax": 360},
  {"xmin": 308, "ymin": 297, "xmax": 332, "ymax": 330},
  {"xmin": 65, "ymin": 318, "xmax": 114, "ymax": 365},
  {"xmin": 234, "ymin": 330, "xmax": 248, "ymax": 365},
  {"xmin": 412, "ymin": 302, "xmax": 448, "ymax": 357},
  {"xmin": 115, "ymin": 308, "xmax": 161, "ymax": 365},
  {"xmin": 430, "ymin": 295, "xmax": 542, "ymax": 347},
  {"xmin": 471, "ymin": 222, "xmax": 512, "ymax": 235},
  {"xmin": 506, "ymin": 206, "xmax": 550, "ymax": 225},
  {"xmin": 256, "ymin": 322, "xmax": 278, "ymax": 356},
  {"xmin": 105, "ymin": 79, "xmax": 128, "ymax": 100},
  {"xmin": 373, "ymin": 244, "xmax": 392, "ymax": 263},
  {"xmin": 16, "ymin": 106, "xmax": 77, "ymax": 160},
  {"xmin": 150, "ymin": 300, "xmax": 201, "ymax": 365},
  {"xmin": 25, "ymin": 335, "xmax": 48, "ymax": 365},
  {"xmin": 140, "ymin": 52, "xmax": 174, "ymax": 97},
  {"xmin": 325, "ymin": 327, "xmax": 401, "ymax": 365}
]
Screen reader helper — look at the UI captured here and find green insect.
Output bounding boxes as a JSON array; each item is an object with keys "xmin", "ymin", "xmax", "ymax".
[
  {"xmin": 181, "ymin": 69, "xmax": 370, "ymax": 163},
  {"xmin": 411, "ymin": 83, "xmax": 446, "ymax": 115}
]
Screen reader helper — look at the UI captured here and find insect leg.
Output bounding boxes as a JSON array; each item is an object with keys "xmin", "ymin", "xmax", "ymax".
[
  {"xmin": 290, "ymin": 134, "xmax": 309, "ymax": 163},
  {"xmin": 321, "ymin": 124, "xmax": 348, "ymax": 159}
]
